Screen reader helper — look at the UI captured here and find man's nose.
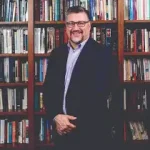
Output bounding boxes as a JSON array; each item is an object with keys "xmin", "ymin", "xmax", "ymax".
[{"xmin": 73, "ymin": 23, "xmax": 79, "ymax": 29}]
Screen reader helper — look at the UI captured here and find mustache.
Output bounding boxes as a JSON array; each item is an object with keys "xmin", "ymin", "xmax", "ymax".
[{"xmin": 70, "ymin": 30, "xmax": 83, "ymax": 34}]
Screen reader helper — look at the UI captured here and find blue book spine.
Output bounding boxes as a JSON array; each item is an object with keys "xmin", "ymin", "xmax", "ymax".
[
  {"xmin": 129, "ymin": 0, "xmax": 134, "ymax": 20},
  {"xmin": 55, "ymin": 0, "xmax": 58, "ymax": 21},
  {"xmin": 5, "ymin": 0, "xmax": 10, "ymax": 21},
  {"xmin": 39, "ymin": 117, "xmax": 44, "ymax": 141},
  {"xmin": 89, "ymin": 0, "xmax": 95, "ymax": 20},
  {"xmin": 58, "ymin": 0, "xmax": 60, "ymax": 20},
  {"xmin": 9, "ymin": 122, "xmax": 12, "ymax": 143},
  {"xmin": 39, "ymin": 59, "xmax": 43, "ymax": 82}
]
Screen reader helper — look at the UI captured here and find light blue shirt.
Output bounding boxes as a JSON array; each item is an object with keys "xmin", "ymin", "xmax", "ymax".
[{"xmin": 63, "ymin": 39, "xmax": 88, "ymax": 114}]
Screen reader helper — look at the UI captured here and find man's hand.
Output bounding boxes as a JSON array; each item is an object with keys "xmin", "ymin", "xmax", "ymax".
[{"xmin": 54, "ymin": 114, "xmax": 77, "ymax": 135}]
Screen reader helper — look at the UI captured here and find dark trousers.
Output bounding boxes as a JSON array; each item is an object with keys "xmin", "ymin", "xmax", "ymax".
[{"xmin": 52, "ymin": 129, "xmax": 80, "ymax": 150}]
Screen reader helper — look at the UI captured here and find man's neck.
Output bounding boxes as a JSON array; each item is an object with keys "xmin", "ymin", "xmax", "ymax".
[{"xmin": 69, "ymin": 41, "xmax": 78, "ymax": 49}]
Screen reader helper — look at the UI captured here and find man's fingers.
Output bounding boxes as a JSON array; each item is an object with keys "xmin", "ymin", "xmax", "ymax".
[
  {"xmin": 60, "ymin": 122, "xmax": 76, "ymax": 131},
  {"xmin": 67, "ymin": 122, "xmax": 76, "ymax": 128},
  {"xmin": 57, "ymin": 128, "xmax": 63, "ymax": 135},
  {"xmin": 66, "ymin": 115, "xmax": 77, "ymax": 120},
  {"xmin": 55, "ymin": 114, "xmax": 77, "ymax": 135}
]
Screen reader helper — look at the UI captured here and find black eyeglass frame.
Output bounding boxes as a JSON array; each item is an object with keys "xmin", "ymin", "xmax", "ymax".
[{"xmin": 66, "ymin": 21, "xmax": 90, "ymax": 28}]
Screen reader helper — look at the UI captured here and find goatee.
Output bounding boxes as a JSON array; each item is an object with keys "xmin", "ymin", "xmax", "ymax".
[{"xmin": 70, "ymin": 30, "xmax": 83, "ymax": 44}]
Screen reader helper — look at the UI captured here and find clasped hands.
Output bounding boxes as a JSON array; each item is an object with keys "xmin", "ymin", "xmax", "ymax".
[{"xmin": 54, "ymin": 114, "xmax": 77, "ymax": 135}]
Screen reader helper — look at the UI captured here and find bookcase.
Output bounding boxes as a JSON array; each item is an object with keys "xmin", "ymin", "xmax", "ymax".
[
  {"xmin": 122, "ymin": 0, "xmax": 150, "ymax": 150},
  {"xmin": 0, "ymin": 0, "xmax": 149, "ymax": 150}
]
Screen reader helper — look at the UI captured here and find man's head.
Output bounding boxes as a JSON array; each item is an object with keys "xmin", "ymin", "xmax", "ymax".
[{"xmin": 65, "ymin": 6, "xmax": 91, "ymax": 48}]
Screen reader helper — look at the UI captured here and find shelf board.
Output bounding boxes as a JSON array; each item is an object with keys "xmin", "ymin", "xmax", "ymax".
[
  {"xmin": 125, "ymin": 140, "xmax": 149, "ymax": 144},
  {"xmin": 123, "ymin": 81, "xmax": 150, "ymax": 85},
  {"xmin": 36, "ymin": 142, "xmax": 54, "ymax": 147},
  {"xmin": 34, "ymin": 111, "xmax": 46, "ymax": 115},
  {"xmin": 124, "ymin": 110, "xmax": 148, "ymax": 114},
  {"xmin": 124, "ymin": 52, "xmax": 150, "ymax": 56},
  {"xmin": 0, "ymin": 143, "xmax": 28, "ymax": 149},
  {"xmin": 0, "ymin": 54, "xmax": 28, "ymax": 57},
  {"xmin": 35, "ymin": 20, "xmax": 117, "ymax": 25},
  {"xmin": 35, "ymin": 21, "xmax": 65, "ymax": 25},
  {"xmin": 124, "ymin": 111, "xmax": 148, "ymax": 120},
  {"xmin": 0, "ymin": 111, "xmax": 27, "ymax": 116},
  {"xmin": 125, "ymin": 20, "xmax": 150, "ymax": 24},
  {"xmin": 35, "ymin": 53, "xmax": 50, "ymax": 57},
  {"xmin": 35, "ymin": 82, "xmax": 43, "ymax": 86},
  {"xmin": 91, "ymin": 20, "xmax": 117, "ymax": 24},
  {"xmin": 0, "ymin": 83, "xmax": 28, "ymax": 87},
  {"xmin": 0, "ymin": 21, "xmax": 28, "ymax": 25}
]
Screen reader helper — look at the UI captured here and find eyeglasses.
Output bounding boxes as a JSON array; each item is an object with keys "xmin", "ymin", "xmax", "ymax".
[{"xmin": 66, "ymin": 21, "xmax": 89, "ymax": 28}]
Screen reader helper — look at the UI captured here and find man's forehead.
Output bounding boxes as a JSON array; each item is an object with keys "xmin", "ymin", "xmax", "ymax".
[{"xmin": 67, "ymin": 12, "xmax": 89, "ymax": 21}]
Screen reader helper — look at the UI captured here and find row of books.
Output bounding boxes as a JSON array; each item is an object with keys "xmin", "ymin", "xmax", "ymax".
[
  {"xmin": 0, "ymin": 58, "xmax": 49, "ymax": 83},
  {"xmin": 0, "ymin": 26, "xmax": 116, "ymax": 54},
  {"xmin": 34, "ymin": 27, "xmax": 65, "ymax": 54},
  {"xmin": 35, "ymin": 58, "xmax": 48, "ymax": 82},
  {"xmin": 124, "ymin": 28, "xmax": 150, "ymax": 52},
  {"xmin": 128, "ymin": 121, "xmax": 149, "ymax": 140},
  {"xmin": 91, "ymin": 27, "xmax": 117, "ymax": 50},
  {"xmin": 36, "ymin": 117, "xmax": 52, "ymax": 143},
  {"xmin": 123, "ymin": 88, "xmax": 148, "ymax": 111},
  {"xmin": 0, "ymin": 0, "xmax": 28, "ymax": 22},
  {"xmin": 0, "ymin": 28, "xmax": 28, "ymax": 54},
  {"xmin": 124, "ymin": 0, "xmax": 150, "ymax": 20},
  {"xmin": 124, "ymin": 58, "xmax": 150, "ymax": 81},
  {"xmin": 0, "ymin": 119, "xmax": 29, "ymax": 144},
  {"xmin": 0, "ymin": 58, "xmax": 28, "ymax": 83},
  {"xmin": 2, "ymin": 86, "xmax": 148, "ymax": 113},
  {"xmin": 0, "ymin": 87, "xmax": 46, "ymax": 112},
  {"xmin": 35, "ymin": 0, "xmax": 117, "ymax": 21},
  {"xmin": 34, "ymin": 27, "xmax": 117, "ymax": 54},
  {"xmin": 0, "ymin": 88, "xmax": 27, "ymax": 112}
]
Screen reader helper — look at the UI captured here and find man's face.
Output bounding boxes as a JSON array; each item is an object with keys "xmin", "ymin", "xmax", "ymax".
[{"xmin": 66, "ymin": 12, "xmax": 91, "ymax": 45}]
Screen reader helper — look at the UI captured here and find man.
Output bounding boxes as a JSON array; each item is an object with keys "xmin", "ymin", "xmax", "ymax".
[{"xmin": 43, "ymin": 6, "xmax": 112, "ymax": 150}]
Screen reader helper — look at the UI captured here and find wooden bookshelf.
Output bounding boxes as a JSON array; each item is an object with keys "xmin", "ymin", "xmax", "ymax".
[
  {"xmin": 28, "ymin": 0, "xmax": 35, "ymax": 149},
  {"xmin": 123, "ymin": 81, "xmax": 150, "ymax": 85},
  {"xmin": 34, "ymin": 111, "xmax": 46, "ymax": 115},
  {"xmin": 0, "ymin": 83, "xmax": 28, "ymax": 87},
  {"xmin": 35, "ymin": 82, "xmax": 43, "ymax": 86},
  {"xmin": 34, "ymin": 53, "xmax": 50, "ymax": 57},
  {"xmin": 0, "ymin": 0, "xmax": 149, "ymax": 150},
  {"xmin": 125, "ymin": 140, "xmax": 149, "ymax": 144},
  {"xmin": 35, "ymin": 20, "xmax": 117, "ymax": 25},
  {"xmin": 0, "ymin": 0, "xmax": 120, "ymax": 149},
  {"xmin": 122, "ymin": 0, "xmax": 150, "ymax": 147},
  {"xmin": 0, "ymin": 143, "xmax": 28, "ymax": 149},
  {"xmin": 0, "ymin": 54, "xmax": 28, "ymax": 57},
  {"xmin": 0, "ymin": 22, "xmax": 28, "ymax": 25},
  {"xmin": 124, "ymin": 52, "xmax": 150, "ymax": 56},
  {"xmin": 0, "ymin": 112, "xmax": 27, "ymax": 116},
  {"xmin": 36, "ymin": 142, "xmax": 54, "ymax": 148},
  {"xmin": 125, "ymin": 20, "xmax": 150, "ymax": 24}
]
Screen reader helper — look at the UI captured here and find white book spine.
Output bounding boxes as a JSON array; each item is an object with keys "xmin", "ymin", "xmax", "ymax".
[
  {"xmin": 0, "ymin": 120, "xmax": 5, "ymax": 143},
  {"xmin": 0, "ymin": 89, "xmax": 3, "ymax": 111},
  {"xmin": 123, "ymin": 88, "xmax": 126, "ymax": 110}
]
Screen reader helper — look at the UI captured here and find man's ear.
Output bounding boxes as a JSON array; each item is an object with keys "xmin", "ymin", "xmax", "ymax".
[{"xmin": 88, "ymin": 22, "xmax": 91, "ymax": 31}]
